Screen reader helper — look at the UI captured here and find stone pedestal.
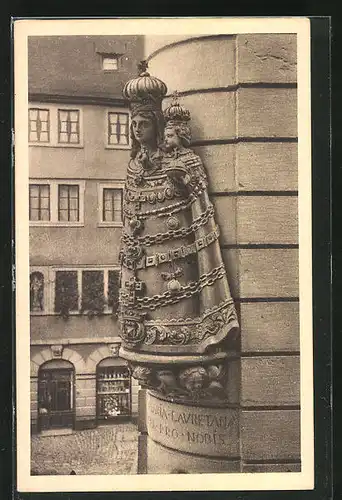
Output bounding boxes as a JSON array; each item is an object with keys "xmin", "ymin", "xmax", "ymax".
[
  {"xmin": 138, "ymin": 391, "xmax": 241, "ymax": 474},
  {"xmin": 139, "ymin": 434, "xmax": 241, "ymax": 474}
]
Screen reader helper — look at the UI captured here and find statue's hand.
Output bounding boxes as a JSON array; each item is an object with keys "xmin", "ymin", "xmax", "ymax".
[
  {"xmin": 183, "ymin": 173, "xmax": 191, "ymax": 186},
  {"xmin": 181, "ymin": 156, "xmax": 208, "ymax": 194},
  {"xmin": 136, "ymin": 148, "xmax": 150, "ymax": 170},
  {"xmin": 165, "ymin": 160, "xmax": 188, "ymax": 184}
]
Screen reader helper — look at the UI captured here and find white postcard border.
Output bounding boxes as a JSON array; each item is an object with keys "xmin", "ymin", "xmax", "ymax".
[{"xmin": 14, "ymin": 17, "xmax": 313, "ymax": 492}]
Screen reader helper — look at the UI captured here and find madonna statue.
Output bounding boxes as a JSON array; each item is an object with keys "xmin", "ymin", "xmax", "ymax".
[{"xmin": 118, "ymin": 62, "xmax": 239, "ymax": 406}]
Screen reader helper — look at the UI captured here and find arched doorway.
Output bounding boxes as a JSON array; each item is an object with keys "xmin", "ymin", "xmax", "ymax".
[
  {"xmin": 96, "ymin": 358, "xmax": 131, "ymax": 422},
  {"xmin": 38, "ymin": 359, "xmax": 75, "ymax": 431}
]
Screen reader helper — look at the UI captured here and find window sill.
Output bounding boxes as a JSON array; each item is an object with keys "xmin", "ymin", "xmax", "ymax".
[
  {"xmin": 31, "ymin": 335, "xmax": 122, "ymax": 345},
  {"xmin": 30, "ymin": 311, "xmax": 117, "ymax": 317},
  {"xmin": 105, "ymin": 145, "xmax": 130, "ymax": 151},
  {"xmin": 30, "ymin": 221, "xmax": 84, "ymax": 227},
  {"xmin": 97, "ymin": 222, "xmax": 123, "ymax": 228},
  {"xmin": 29, "ymin": 143, "xmax": 84, "ymax": 149}
]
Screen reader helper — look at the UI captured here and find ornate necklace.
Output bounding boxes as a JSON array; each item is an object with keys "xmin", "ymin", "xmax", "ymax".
[{"xmin": 129, "ymin": 147, "xmax": 163, "ymax": 182}]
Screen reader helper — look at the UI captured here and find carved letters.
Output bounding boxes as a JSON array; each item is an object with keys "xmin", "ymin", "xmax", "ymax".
[{"xmin": 146, "ymin": 393, "xmax": 239, "ymax": 457}]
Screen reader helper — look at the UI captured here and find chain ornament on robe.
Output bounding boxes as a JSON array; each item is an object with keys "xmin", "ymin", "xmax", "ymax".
[
  {"xmin": 119, "ymin": 264, "xmax": 227, "ymax": 312},
  {"xmin": 120, "ymin": 225, "xmax": 220, "ymax": 271},
  {"xmin": 123, "ymin": 192, "xmax": 197, "ymax": 220},
  {"xmin": 122, "ymin": 204, "xmax": 215, "ymax": 248}
]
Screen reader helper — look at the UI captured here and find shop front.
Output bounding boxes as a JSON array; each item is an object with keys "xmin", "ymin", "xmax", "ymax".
[{"xmin": 96, "ymin": 357, "xmax": 131, "ymax": 422}]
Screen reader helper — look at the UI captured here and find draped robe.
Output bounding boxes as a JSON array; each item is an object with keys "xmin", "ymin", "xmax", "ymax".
[{"xmin": 118, "ymin": 146, "xmax": 238, "ymax": 356}]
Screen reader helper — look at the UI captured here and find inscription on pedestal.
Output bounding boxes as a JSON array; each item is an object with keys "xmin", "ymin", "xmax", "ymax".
[{"xmin": 146, "ymin": 392, "xmax": 239, "ymax": 457}]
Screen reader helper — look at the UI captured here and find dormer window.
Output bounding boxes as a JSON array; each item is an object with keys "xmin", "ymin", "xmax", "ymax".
[{"xmin": 102, "ymin": 55, "xmax": 119, "ymax": 71}]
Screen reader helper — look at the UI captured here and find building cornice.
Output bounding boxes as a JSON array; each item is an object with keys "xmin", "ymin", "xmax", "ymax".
[
  {"xmin": 30, "ymin": 336, "xmax": 122, "ymax": 345},
  {"xmin": 28, "ymin": 93, "xmax": 128, "ymax": 107}
]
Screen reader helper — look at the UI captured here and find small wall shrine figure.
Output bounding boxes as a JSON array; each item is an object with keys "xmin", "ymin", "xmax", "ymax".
[{"xmin": 30, "ymin": 271, "xmax": 44, "ymax": 312}]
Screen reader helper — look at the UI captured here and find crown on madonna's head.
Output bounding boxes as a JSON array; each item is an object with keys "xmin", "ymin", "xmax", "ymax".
[
  {"xmin": 123, "ymin": 60, "xmax": 167, "ymax": 113},
  {"xmin": 163, "ymin": 91, "xmax": 191, "ymax": 125}
]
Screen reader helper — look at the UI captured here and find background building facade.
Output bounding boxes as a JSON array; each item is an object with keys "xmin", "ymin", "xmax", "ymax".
[{"xmin": 29, "ymin": 36, "xmax": 144, "ymax": 432}]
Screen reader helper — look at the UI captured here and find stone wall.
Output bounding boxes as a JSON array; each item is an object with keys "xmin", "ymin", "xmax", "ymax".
[{"xmin": 145, "ymin": 33, "xmax": 300, "ymax": 472}]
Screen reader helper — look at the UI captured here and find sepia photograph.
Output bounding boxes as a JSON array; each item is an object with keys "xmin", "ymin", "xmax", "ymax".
[{"xmin": 14, "ymin": 17, "xmax": 313, "ymax": 492}]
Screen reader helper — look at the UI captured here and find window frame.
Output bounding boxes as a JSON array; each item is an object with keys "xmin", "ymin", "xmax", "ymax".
[
  {"xmin": 97, "ymin": 182, "xmax": 124, "ymax": 228},
  {"xmin": 29, "ymin": 266, "xmax": 121, "ymax": 317},
  {"xmin": 57, "ymin": 108, "xmax": 81, "ymax": 145},
  {"xmin": 102, "ymin": 55, "xmax": 119, "ymax": 71},
  {"xmin": 105, "ymin": 107, "xmax": 131, "ymax": 150},
  {"xmin": 58, "ymin": 184, "xmax": 80, "ymax": 223},
  {"xmin": 51, "ymin": 266, "xmax": 121, "ymax": 316},
  {"xmin": 29, "ymin": 179, "xmax": 85, "ymax": 227},
  {"xmin": 28, "ymin": 103, "xmax": 84, "ymax": 148},
  {"xmin": 28, "ymin": 108, "xmax": 50, "ymax": 143},
  {"xmin": 29, "ymin": 183, "xmax": 51, "ymax": 222},
  {"xmin": 54, "ymin": 269, "xmax": 80, "ymax": 314}
]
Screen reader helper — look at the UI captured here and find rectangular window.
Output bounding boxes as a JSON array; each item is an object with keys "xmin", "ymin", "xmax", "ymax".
[
  {"xmin": 102, "ymin": 188, "xmax": 122, "ymax": 223},
  {"xmin": 58, "ymin": 184, "xmax": 79, "ymax": 222},
  {"xmin": 81, "ymin": 270, "xmax": 105, "ymax": 313},
  {"xmin": 35, "ymin": 267, "xmax": 120, "ymax": 316},
  {"xmin": 29, "ymin": 180, "xmax": 84, "ymax": 226},
  {"xmin": 108, "ymin": 112, "xmax": 129, "ymax": 146},
  {"xmin": 29, "ymin": 104, "xmax": 83, "ymax": 148},
  {"xmin": 54, "ymin": 271, "xmax": 78, "ymax": 314},
  {"xmin": 29, "ymin": 184, "xmax": 50, "ymax": 221},
  {"xmin": 102, "ymin": 56, "xmax": 118, "ymax": 70},
  {"xmin": 58, "ymin": 109, "xmax": 80, "ymax": 144},
  {"xmin": 29, "ymin": 108, "xmax": 50, "ymax": 142}
]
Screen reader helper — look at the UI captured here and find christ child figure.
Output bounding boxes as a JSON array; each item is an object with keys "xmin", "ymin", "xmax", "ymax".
[{"xmin": 162, "ymin": 94, "xmax": 208, "ymax": 195}]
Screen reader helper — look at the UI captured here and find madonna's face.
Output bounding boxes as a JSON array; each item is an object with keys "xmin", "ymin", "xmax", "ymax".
[{"xmin": 132, "ymin": 114, "xmax": 155, "ymax": 145}]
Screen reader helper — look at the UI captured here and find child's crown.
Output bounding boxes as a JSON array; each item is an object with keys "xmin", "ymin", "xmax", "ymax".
[{"xmin": 164, "ymin": 91, "xmax": 191, "ymax": 125}]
